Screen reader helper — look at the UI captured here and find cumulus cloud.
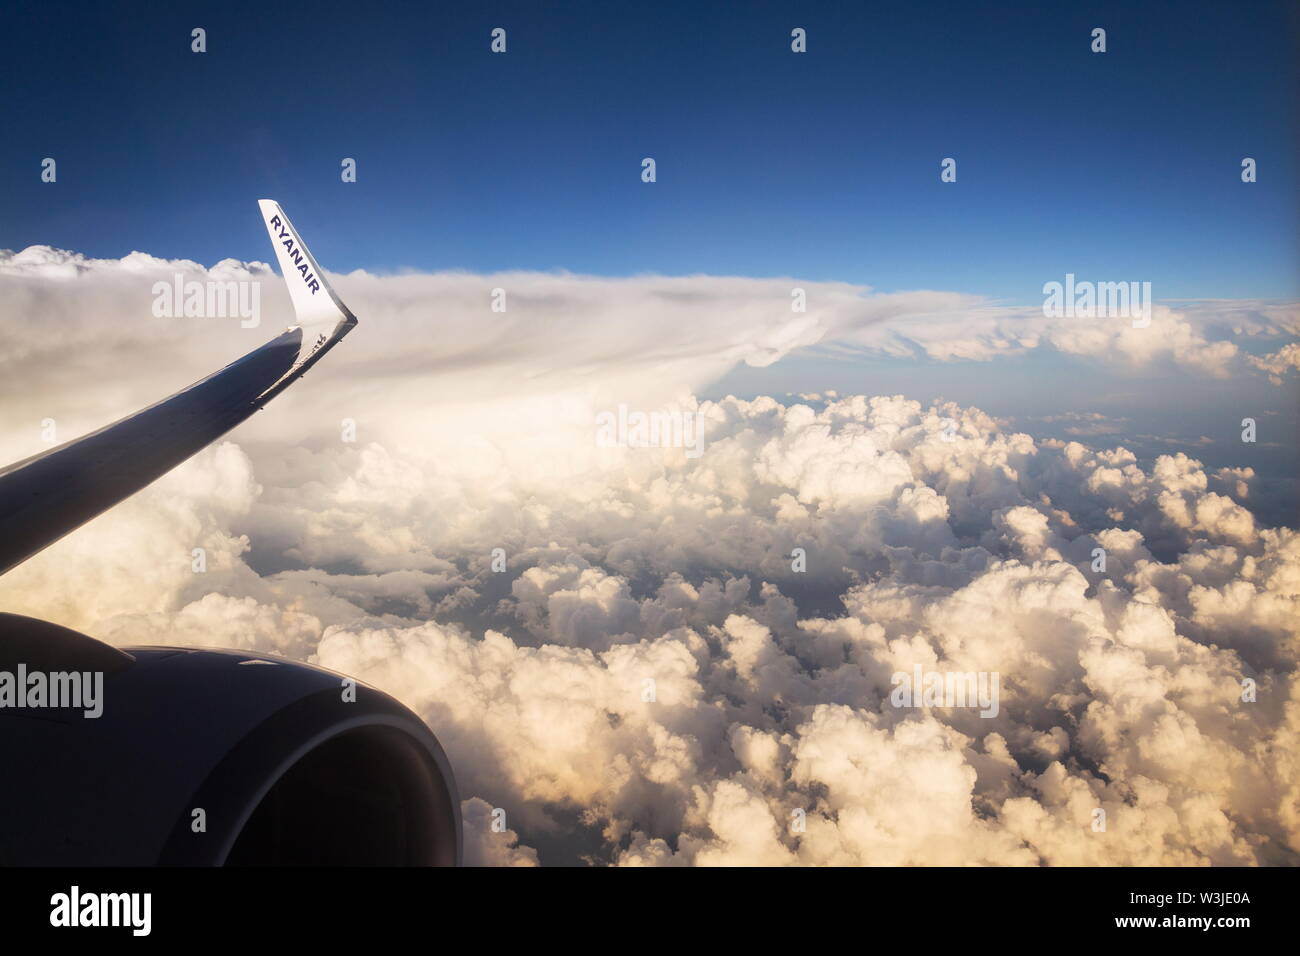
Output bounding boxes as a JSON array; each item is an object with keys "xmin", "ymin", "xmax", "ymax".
[
  {"xmin": 0, "ymin": 248, "xmax": 1296, "ymax": 866},
  {"xmin": 1250, "ymin": 343, "xmax": 1300, "ymax": 385}
]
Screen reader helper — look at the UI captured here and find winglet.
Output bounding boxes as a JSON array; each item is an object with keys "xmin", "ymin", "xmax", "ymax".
[
  {"xmin": 0, "ymin": 200, "xmax": 360, "ymax": 577},
  {"xmin": 258, "ymin": 200, "xmax": 358, "ymax": 331}
]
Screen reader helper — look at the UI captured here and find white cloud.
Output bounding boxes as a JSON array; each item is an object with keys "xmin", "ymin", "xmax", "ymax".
[
  {"xmin": 1250, "ymin": 342, "xmax": 1300, "ymax": 384},
  {"xmin": 0, "ymin": 250, "xmax": 1296, "ymax": 865}
]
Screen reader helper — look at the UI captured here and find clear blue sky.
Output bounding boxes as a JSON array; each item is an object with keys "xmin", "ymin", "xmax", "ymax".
[{"xmin": 1, "ymin": 0, "xmax": 1296, "ymax": 304}]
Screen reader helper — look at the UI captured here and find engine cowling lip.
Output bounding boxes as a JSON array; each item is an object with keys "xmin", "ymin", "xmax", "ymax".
[{"xmin": 156, "ymin": 684, "xmax": 461, "ymax": 867}]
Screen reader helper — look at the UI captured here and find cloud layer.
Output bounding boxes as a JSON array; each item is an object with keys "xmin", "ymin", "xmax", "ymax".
[{"xmin": 0, "ymin": 248, "xmax": 1296, "ymax": 865}]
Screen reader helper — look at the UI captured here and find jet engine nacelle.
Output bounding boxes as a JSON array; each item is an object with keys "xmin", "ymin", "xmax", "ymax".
[{"xmin": 0, "ymin": 613, "xmax": 461, "ymax": 866}]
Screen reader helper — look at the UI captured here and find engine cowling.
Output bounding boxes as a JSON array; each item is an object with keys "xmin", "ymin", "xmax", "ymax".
[{"xmin": 0, "ymin": 612, "xmax": 460, "ymax": 866}]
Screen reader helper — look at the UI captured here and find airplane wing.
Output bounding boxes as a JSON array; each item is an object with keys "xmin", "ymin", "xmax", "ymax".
[
  {"xmin": 0, "ymin": 200, "xmax": 358, "ymax": 576},
  {"xmin": 0, "ymin": 204, "xmax": 460, "ymax": 868}
]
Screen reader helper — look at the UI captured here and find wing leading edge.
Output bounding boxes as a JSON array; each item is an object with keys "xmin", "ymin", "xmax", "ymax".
[{"xmin": 0, "ymin": 202, "xmax": 358, "ymax": 576}]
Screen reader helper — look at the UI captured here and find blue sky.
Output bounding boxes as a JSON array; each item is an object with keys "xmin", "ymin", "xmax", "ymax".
[
  {"xmin": 2, "ymin": 0, "xmax": 1296, "ymax": 519},
  {"xmin": 2, "ymin": 0, "xmax": 1296, "ymax": 304},
  {"xmin": 4, "ymin": 2, "xmax": 1298, "ymax": 872}
]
